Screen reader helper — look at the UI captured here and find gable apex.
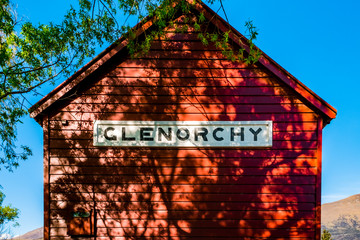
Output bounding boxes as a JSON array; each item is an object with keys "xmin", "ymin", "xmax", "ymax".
[{"xmin": 29, "ymin": 1, "xmax": 336, "ymax": 124}]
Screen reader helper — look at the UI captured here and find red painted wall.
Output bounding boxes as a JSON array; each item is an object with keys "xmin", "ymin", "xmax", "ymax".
[{"xmin": 42, "ymin": 25, "xmax": 322, "ymax": 239}]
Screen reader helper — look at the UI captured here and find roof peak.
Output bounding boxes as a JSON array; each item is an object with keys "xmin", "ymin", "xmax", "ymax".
[{"xmin": 30, "ymin": 0, "xmax": 336, "ymax": 124}]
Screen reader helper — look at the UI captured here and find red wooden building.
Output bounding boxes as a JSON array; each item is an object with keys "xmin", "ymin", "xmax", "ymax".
[{"xmin": 30, "ymin": 1, "xmax": 336, "ymax": 239}]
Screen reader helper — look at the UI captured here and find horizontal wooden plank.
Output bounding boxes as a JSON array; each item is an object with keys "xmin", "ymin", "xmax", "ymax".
[
  {"xmin": 72, "ymin": 94, "xmax": 304, "ymax": 105},
  {"xmin": 50, "ymin": 112, "xmax": 318, "ymax": 122},
  {"xmin": 48, "ymin": 138, "xmax": 317, "ymax": 149},
  {"xmin": 47, "ymin": 237, "xmax": 314, "ymax": 240},
  {"xmin": 133, "ymin": 53, "xmax": 252, "ymax": 62},
  {"xmin": 48, "ymin": 144, "xmax": 316, "ymax": 152},
  {"xmin": 114, "ymin": 65, "xmax": 258, "ymax": 71},
  {"xmin": 49, "ymin": 148, "xmax": 317, "ymax": 158},
  {"xmin": 50, "ymin": 117, "xmax": 319, "ymax": 129},
  {"xmin": 49, "ymin": 120, "xmax": 317, "ymax": 132},
  {"xmin": 132, "ymin": 49, "xmax": 260, "ymax": 61},
  {"xmin": 106, "ymin": 66, "xmax": 268, "ymax": 78},
  {"xmin": 50, "ymin": 207, "xmax": 315, "ymax": 218},
  {"xmin": 50, "ymin": 227, "xmax": 315, "ymax": 238},
  {"xmin": 99, "ymin": 75, "xmax": 278, "ymax": 84},
  {"xmin": 49, "ymin": 156, "xmax": 317, "ymax": 168},
  {"xmin": 49, "ymin": 166, "xmax": 317, "ymax": 177},
  {"xmin": 152, "ymin": 26, "xmax": 234, "ymax": 37},
  {"xmin": 115, "ymin": 58, "xmax": 255, "ymax": 70},
  {"xmin": 49, "ymin": 175, "xmax": 316, "ymax": 185},
  {"xmin": 83, "ymin": 85, "xmax": 289, "ymax": 96},
  {"xmin": 59, "ymin": 103, "xmax": 313, "ymax": 116},
  {"xmin": 50, "ymin": 199, "xmax": 315, "ymax": 211},
  {"xmin": 50, "ymin": 218, "xmax": 315, "ymax": 229},
  {"xmin": 150, "ymin": 39, "xmax": 219, "ymax": 51},
  {"xmin": 147, "ymin": 40, "xmax": 252, "ymax": 56},
  {"xmin": 49, "ymin": 181, "xmax": 315, "ymax": 194},
  {"xmin": 48, "ymin": 237, "xmax": 313, "ymax": 240},
  {"xmin": 50, "ymin": 192, "xmax": 315, "ymax": 203},
  {"xmin": 157, "ymin": 32, "xmax": 201, "ymax": 41},
  {"xmin": 49, "ymin": 175, "xmax": 317, "ymax": 186}
]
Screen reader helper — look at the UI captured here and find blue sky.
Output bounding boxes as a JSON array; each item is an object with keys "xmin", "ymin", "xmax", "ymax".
[{"xmin": 1, "ymin": 0, "xmax": 360, "ymax": 236}]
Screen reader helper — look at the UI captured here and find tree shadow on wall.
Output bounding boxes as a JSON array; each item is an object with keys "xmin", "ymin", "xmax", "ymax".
[{"xmin": 48, "ymin": 18, "xmax": 319, "ymax": 240}]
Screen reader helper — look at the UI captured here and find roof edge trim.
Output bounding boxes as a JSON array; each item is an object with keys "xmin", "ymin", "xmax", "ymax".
[{"xmin": 30, "ymin": 1, "xmax": 337, "ymax": 122}]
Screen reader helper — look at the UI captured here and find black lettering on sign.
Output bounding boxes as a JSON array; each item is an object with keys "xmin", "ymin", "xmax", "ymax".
[
  {"xmin": 249, "ymin": 128, "xmax": 262, "ymax": 141},
  {"xmin": 158, "ymin": 128, "xmax": 172, "ymax": 141},
  {"xmin": 194, "ymin": 127, "xmax": 208, "ymax": 141},
  {"xmin": 213, "ymin": 128, "xmax": 224, "ymax": 141},
  {"xmin": 104, "ymin": 127, "xmax": 117, "ymax": 141},
  {"xmin": 176, "ymin": 128, "xmax": 190, "ymax": 141},
  {"xmin": 230, "ymin": 127, "xmax": 244, "ymax": 141},
  {"xmin": 140, "ymin": 127, "xmax": 154, "ymax": 141},
  {"xmin": 122, "ymin": 127, "xmax": 135, "ymax": 141}
]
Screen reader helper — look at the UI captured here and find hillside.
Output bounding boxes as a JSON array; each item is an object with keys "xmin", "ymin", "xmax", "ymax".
[
  {"xmin": 11, "ymin": 227, "xmax": 43, "ymax": 240},
  {"xmin": 322, "ymin": 194, "xmax": 360, "ymax": 240}
]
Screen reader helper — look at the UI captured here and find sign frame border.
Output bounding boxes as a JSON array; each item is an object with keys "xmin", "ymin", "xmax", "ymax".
[{"xmin": 93, "ymin": 120, "xmax": 273, "ymax": 148}]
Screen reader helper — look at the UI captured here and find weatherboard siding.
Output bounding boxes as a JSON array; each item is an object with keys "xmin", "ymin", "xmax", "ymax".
[{"xmin": 45, "ymin": 32, "xmax": 320, "ymax": 239}]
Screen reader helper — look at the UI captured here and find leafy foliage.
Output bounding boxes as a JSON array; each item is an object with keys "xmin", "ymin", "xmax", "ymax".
[
  {"xmin": 0, "ymin": 0, "xmax": 260, "ymax": 171},
  {"xmin": 0, "ymin": 191, "xmax": 19, "ymax": 228},
  {"xmin": 321, "ymin": 229, "xmax": 332, "ymax": 240},
  {"xmin": 1, "ymin": 0, "xmax": 121, "ymax": 170}
]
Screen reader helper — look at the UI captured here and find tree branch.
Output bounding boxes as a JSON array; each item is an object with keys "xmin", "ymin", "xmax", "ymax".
[
  {"xmin": 1, "ymin": 60, "xmax": 60, "ymax": 76},
  {"xmin": 98, "ymin": 0, "xmax": 120, "ymax": 28},
  {"xmin": 0, "ymin": 55, "xmax": 75, "ymax": 100},
  {"xmin": 219, "ymin": 0, "xmax": 229, "ymax": 23}
]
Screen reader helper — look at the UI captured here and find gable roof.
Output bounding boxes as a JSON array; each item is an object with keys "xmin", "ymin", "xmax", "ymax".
[{"xmin": 29, "ymin": 1, "xmax": 337, "ymax": 125}]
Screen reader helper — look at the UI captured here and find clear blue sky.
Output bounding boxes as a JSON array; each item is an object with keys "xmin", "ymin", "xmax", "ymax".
[{"xmin": 1, "ymin": 0, "xmax": 360, "ymax": 236}]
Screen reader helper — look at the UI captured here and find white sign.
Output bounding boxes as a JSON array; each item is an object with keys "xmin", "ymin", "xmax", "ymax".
[
  {"xmin": 93, "ymin": 121, "xmax": 272, "ymax": 147},
  {"xmin": 94, "ymin": 120, "xmax": 272, "ymax": 147}
]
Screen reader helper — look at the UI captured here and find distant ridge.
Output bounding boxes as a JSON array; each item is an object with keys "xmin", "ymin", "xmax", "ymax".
[
  {"xmin": 11, "ymin": 227, "xmax": 43, "ymax": 240},
  {"xmin": 322, "ymin": 194, "xmax": 360, "ymax": 225},
  {"xmin": 322, "ymin": 194, "xmax": 360, "ymax": 240}
]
